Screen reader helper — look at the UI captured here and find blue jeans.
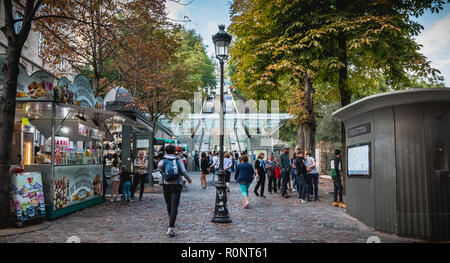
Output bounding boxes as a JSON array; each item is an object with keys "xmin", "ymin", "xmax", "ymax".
[
  {"xmin": 292, "ymin": 171, "xmax": 298, "ymax": 190},
  {"xmin": 310, "ymin": 173, "xmax": 319, "ymax": 200},
  {"xmin": 277, "ymin": 177, "xmax": 281, "ymax": 190},
  {"xmin": 211, "ymin": 167, "xmax": 216, "ymax": 182},
  {"xmin": 122, "ymin": 181, "xmax": 131, "ymax": 199},
  {"xmin": 304, "ymin": 173, "xmax": 313, "ymax": 200},
  {"xmin": 295, "ymin": 174, "xmax": 308, "ymax": 200}
]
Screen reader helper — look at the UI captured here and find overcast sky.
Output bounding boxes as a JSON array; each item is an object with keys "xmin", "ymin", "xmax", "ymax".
[{"xmin": 166, "ymin": 0, "xmax": 450, "ymax": 87}]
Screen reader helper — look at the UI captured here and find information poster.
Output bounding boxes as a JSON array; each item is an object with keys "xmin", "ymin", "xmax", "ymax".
[
  {"xmin": 347, "ymin": 144, "xmax": 370, "ymax": 177},
  {"xmin": 53, "ymin": 165, "xmax": 103, "ymax": 210}
]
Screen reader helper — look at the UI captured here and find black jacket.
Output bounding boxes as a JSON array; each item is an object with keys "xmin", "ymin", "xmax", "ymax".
[
  {"xmin": 201, "ymin": 158, "xmax": 209, "ymax": 174},
  {"xmin": 294, "ymin": 156, "xmax": 307, "ymax": 177},
  {"xmin": 120, "ymin": 171, "xmax": 132, "ymax": 184},
  {"xmin": 254, "ymin": 159, "xmax": 266, "ymax": 175}
]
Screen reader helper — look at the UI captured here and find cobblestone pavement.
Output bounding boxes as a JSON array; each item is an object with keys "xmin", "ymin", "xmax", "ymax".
[{"xmin": 0, "ymin": 172, "xmax": 420, "ymax": 243}]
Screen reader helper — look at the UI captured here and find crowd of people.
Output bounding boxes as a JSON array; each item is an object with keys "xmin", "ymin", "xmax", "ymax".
[
  {"xmin": 195, "ymin": 147, "xmax": 346, "ymax": 210},
  {"xmin": 107, "ymin": 145, "xmax": 345, "ymax": 237}
]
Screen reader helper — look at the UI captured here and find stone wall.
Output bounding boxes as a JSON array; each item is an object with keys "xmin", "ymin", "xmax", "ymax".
[{"xmin": 315, "ymin": 141, "xmax": 335, "ymax": 175}]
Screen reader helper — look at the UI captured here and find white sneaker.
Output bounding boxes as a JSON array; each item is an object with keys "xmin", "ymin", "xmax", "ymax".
[
  {"xmin": 301, "ymin": 199, "xmax": 307, "ymax": 204},
  {"xmin": 293, "ymin": 189, "xmax": 296, "ymax": 192},
  {"xmin": 167, "ymin": 227, "xmax": 177, "ymax": 237},
  {"xmin": 110, "ymin": 198, "xmax": 114, "ymax": 202}
]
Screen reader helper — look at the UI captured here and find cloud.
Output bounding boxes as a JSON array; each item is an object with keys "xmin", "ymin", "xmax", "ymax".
[
  {"xmin": 205, "ymin": 21, "xmax": 219, "ymax": 56},
  {"xmin": 165, "ymin": 0, "xmax": 187, "ymax": 21},
  {"xmin": 416, "ymin": 14, "xmax": 450, "ymax": 85}
]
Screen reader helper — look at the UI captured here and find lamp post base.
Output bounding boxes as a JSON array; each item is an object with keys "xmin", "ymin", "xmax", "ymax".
[{"xmin": 212, "ymin": 170, "xmax": 231, "ymax": 223}]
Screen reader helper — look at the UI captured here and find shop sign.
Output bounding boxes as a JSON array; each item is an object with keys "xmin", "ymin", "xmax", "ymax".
[
  {"xmin": 9, "ymin": 172, "xmax": 46, "ymax": 221},
  {"xmin": 73, "ymin": 75, "xmax": 95, "ymax": 108},
  {"xmin": 348, "ymin": 123, "xmax": 371, "ymax": 138},
  {"xmin": 56, "ymin": 75, "xmax": 105, "ymax": 110},
  {"xmin": 136, "ymin": 139, "xmax": 149, "ymax": 149},
  {"xmin": 22, "ymin": 117, "xmax": 29, "ymax": 126},
  {"xmin": 1, "ymin": 54, "xmax": 55, "ymax": 101},
  {"xmin": 55, "ymin": 77, "xmax": 75, "ymax": 105},
  {"xmin": 91, "ymin": 128, "xmax": 104, "ymax": 140},
  {"xmin": 53, "ymin": 165, "xmax": 103, "ymax": 210},
  {"xmin": 78, "ymin": 123, "xmax": 89, "ymax": 137}
]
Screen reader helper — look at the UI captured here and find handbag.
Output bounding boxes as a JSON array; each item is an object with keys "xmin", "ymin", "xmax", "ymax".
[{"xmin": 152, "ymin": 171, "xmax": 162, "ymax": 181}]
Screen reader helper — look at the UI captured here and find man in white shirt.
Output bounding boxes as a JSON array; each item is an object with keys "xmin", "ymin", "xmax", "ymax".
[{"xmin": 210, "ymin": 152, "xmax": 219, "ymax": 182}]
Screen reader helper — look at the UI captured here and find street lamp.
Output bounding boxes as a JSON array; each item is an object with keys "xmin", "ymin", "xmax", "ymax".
[{"xmin": 212, "ymin": 24, "xmax": 232, "ymax": 223}]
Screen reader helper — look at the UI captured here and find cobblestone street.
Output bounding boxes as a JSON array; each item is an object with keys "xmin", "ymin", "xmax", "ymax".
[{"xmin": 0, "ymin": 172, "xmax": 420, "ymax": 243}]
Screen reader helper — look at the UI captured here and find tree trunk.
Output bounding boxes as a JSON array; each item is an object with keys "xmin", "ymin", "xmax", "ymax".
[
  {"xmin": 148, "ymin": 128, "xmax": 155, "ymax": 187},
  {"xmin": 93, "ymin": 75, "xmax": 99, "ymax": 95},
  {"xmin": 0, "ymin": 0, "xmax": 43, "ymax": 227},
  {"xmin": 338, "ymin": 30, "xmax": 351, "ymax": 194},
  {"xmin": 0, "ymin": 47, "xmax": 21, "ymax": 227},
  {"xmin": 296, "ymin": 77, "xmax": 316, "ymax": 154}
]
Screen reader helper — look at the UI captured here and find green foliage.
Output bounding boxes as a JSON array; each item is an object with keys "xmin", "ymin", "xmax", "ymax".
[
  {"xmin": 315, "ymin": 103, "xmax": 341, "ymax": 143},
  {"xmin": 173, "ymin": 27, "xmax": 217, "ymax": 90},
  {"xmin": 229, "ymin": 0, "xmax": 447, "ymax": 114},
  {"xmin": 279, "ymin": 122, "xmax": 298, "ymax": 147}
]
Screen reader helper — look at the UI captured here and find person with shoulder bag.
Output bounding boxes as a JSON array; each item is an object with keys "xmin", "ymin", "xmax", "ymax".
[
  {"xmin": 254, "ymin": 152, "xmax": 267, "ymax": 198},
  {"xmin": 266, "ymin": 153, "xmax": 277, "ymax": 194}
]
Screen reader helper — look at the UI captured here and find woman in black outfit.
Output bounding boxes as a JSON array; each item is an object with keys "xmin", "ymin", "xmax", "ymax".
[
  {"xmin": 200, "ymin": 152, "xmax": 209, "ymax": 189},
  {"xmin": 254, "ymin": 152, "xmax": 267, "ymax": 198}
]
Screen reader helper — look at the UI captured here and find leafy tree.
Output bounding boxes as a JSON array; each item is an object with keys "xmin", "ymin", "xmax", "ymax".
[
  {"xmin": 109, "ymin": 9, "xmax": 214, "ymax": 177},
  {"xmin": 229, "ymin": 0, "xmax": 319, "ymax": 152},
  {"xmin": 174, "ymin": 28, "xmax": 217, "ymax": 90},
  {"xmin": 229, "ymin": 0, "xmax": 447, "ymax": 171},
  {"xmin": 34, "ymin": 0, "xmax": 169, "ymax": 95}
]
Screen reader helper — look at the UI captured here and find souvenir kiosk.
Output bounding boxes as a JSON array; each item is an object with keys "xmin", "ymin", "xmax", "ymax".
[{"xmin": 2, "ymin": 57, "xmax": 129, "ymax": 220}]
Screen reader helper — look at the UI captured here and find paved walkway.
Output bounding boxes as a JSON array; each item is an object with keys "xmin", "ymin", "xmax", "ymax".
[{"xmin": 0, "ymin": 172, "xmax": 419, "ymax": 243}]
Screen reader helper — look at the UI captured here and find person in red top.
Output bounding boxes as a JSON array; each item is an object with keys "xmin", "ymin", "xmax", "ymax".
[{"xmin": 275, "ymin": 157, "xmax": 282, "ymax": 191}]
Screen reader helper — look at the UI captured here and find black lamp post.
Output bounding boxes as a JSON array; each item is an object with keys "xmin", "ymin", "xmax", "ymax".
[{"xmin": 212, "ymin": 24, "xmax": 232, "ymax": 223}]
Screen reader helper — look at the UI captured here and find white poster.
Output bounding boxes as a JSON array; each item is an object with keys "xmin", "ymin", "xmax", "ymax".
[
  {"xmin": 136, "ymin": 139, "xmax": 149, "ymax": 149},
  {"xmin": 348, "ymin": 144, "xmax": 370, "ymax": 176}
]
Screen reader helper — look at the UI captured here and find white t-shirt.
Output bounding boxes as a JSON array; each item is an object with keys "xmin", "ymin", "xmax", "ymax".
[
  {"xmin": 213, "ymin": 156, "xmax": 219, "ymax": 169},
  {"xmin": 304, "ymin": 156, "xmax": 318, "ymax": 174},
  {"xmin": 111, "ymin": 167, "xmax": 120, "ymax": 181}
]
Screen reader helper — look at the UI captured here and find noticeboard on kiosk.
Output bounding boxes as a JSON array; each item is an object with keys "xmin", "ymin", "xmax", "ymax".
[{"xmin": 347, "ymin": 143, "xmax": 371, "ymax": 178}]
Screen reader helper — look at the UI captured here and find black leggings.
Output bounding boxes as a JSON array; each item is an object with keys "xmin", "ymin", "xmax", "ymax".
[
  {"xmin": 267, "ymin": 172, "xmax": 277, "ymax": 193},
  {"xmin": 254, "ymin": 173, "xmax": 266, "ymax": 195},
  {"xmin": 163, "ymin": 184, "xmax": 182, "ymax": 227},
  {"xmin": 131, "ymin": 173, "xmax": 148, "ymax": 199},
  {"xmin": 332, "ymin": 176, "xmax": 343, "ymax": 202}
]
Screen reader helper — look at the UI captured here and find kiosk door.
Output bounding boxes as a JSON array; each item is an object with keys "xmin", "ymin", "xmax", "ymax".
[{"xmin": 425, "ymin": 102, "xmax": 450, "ymax": 241}]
